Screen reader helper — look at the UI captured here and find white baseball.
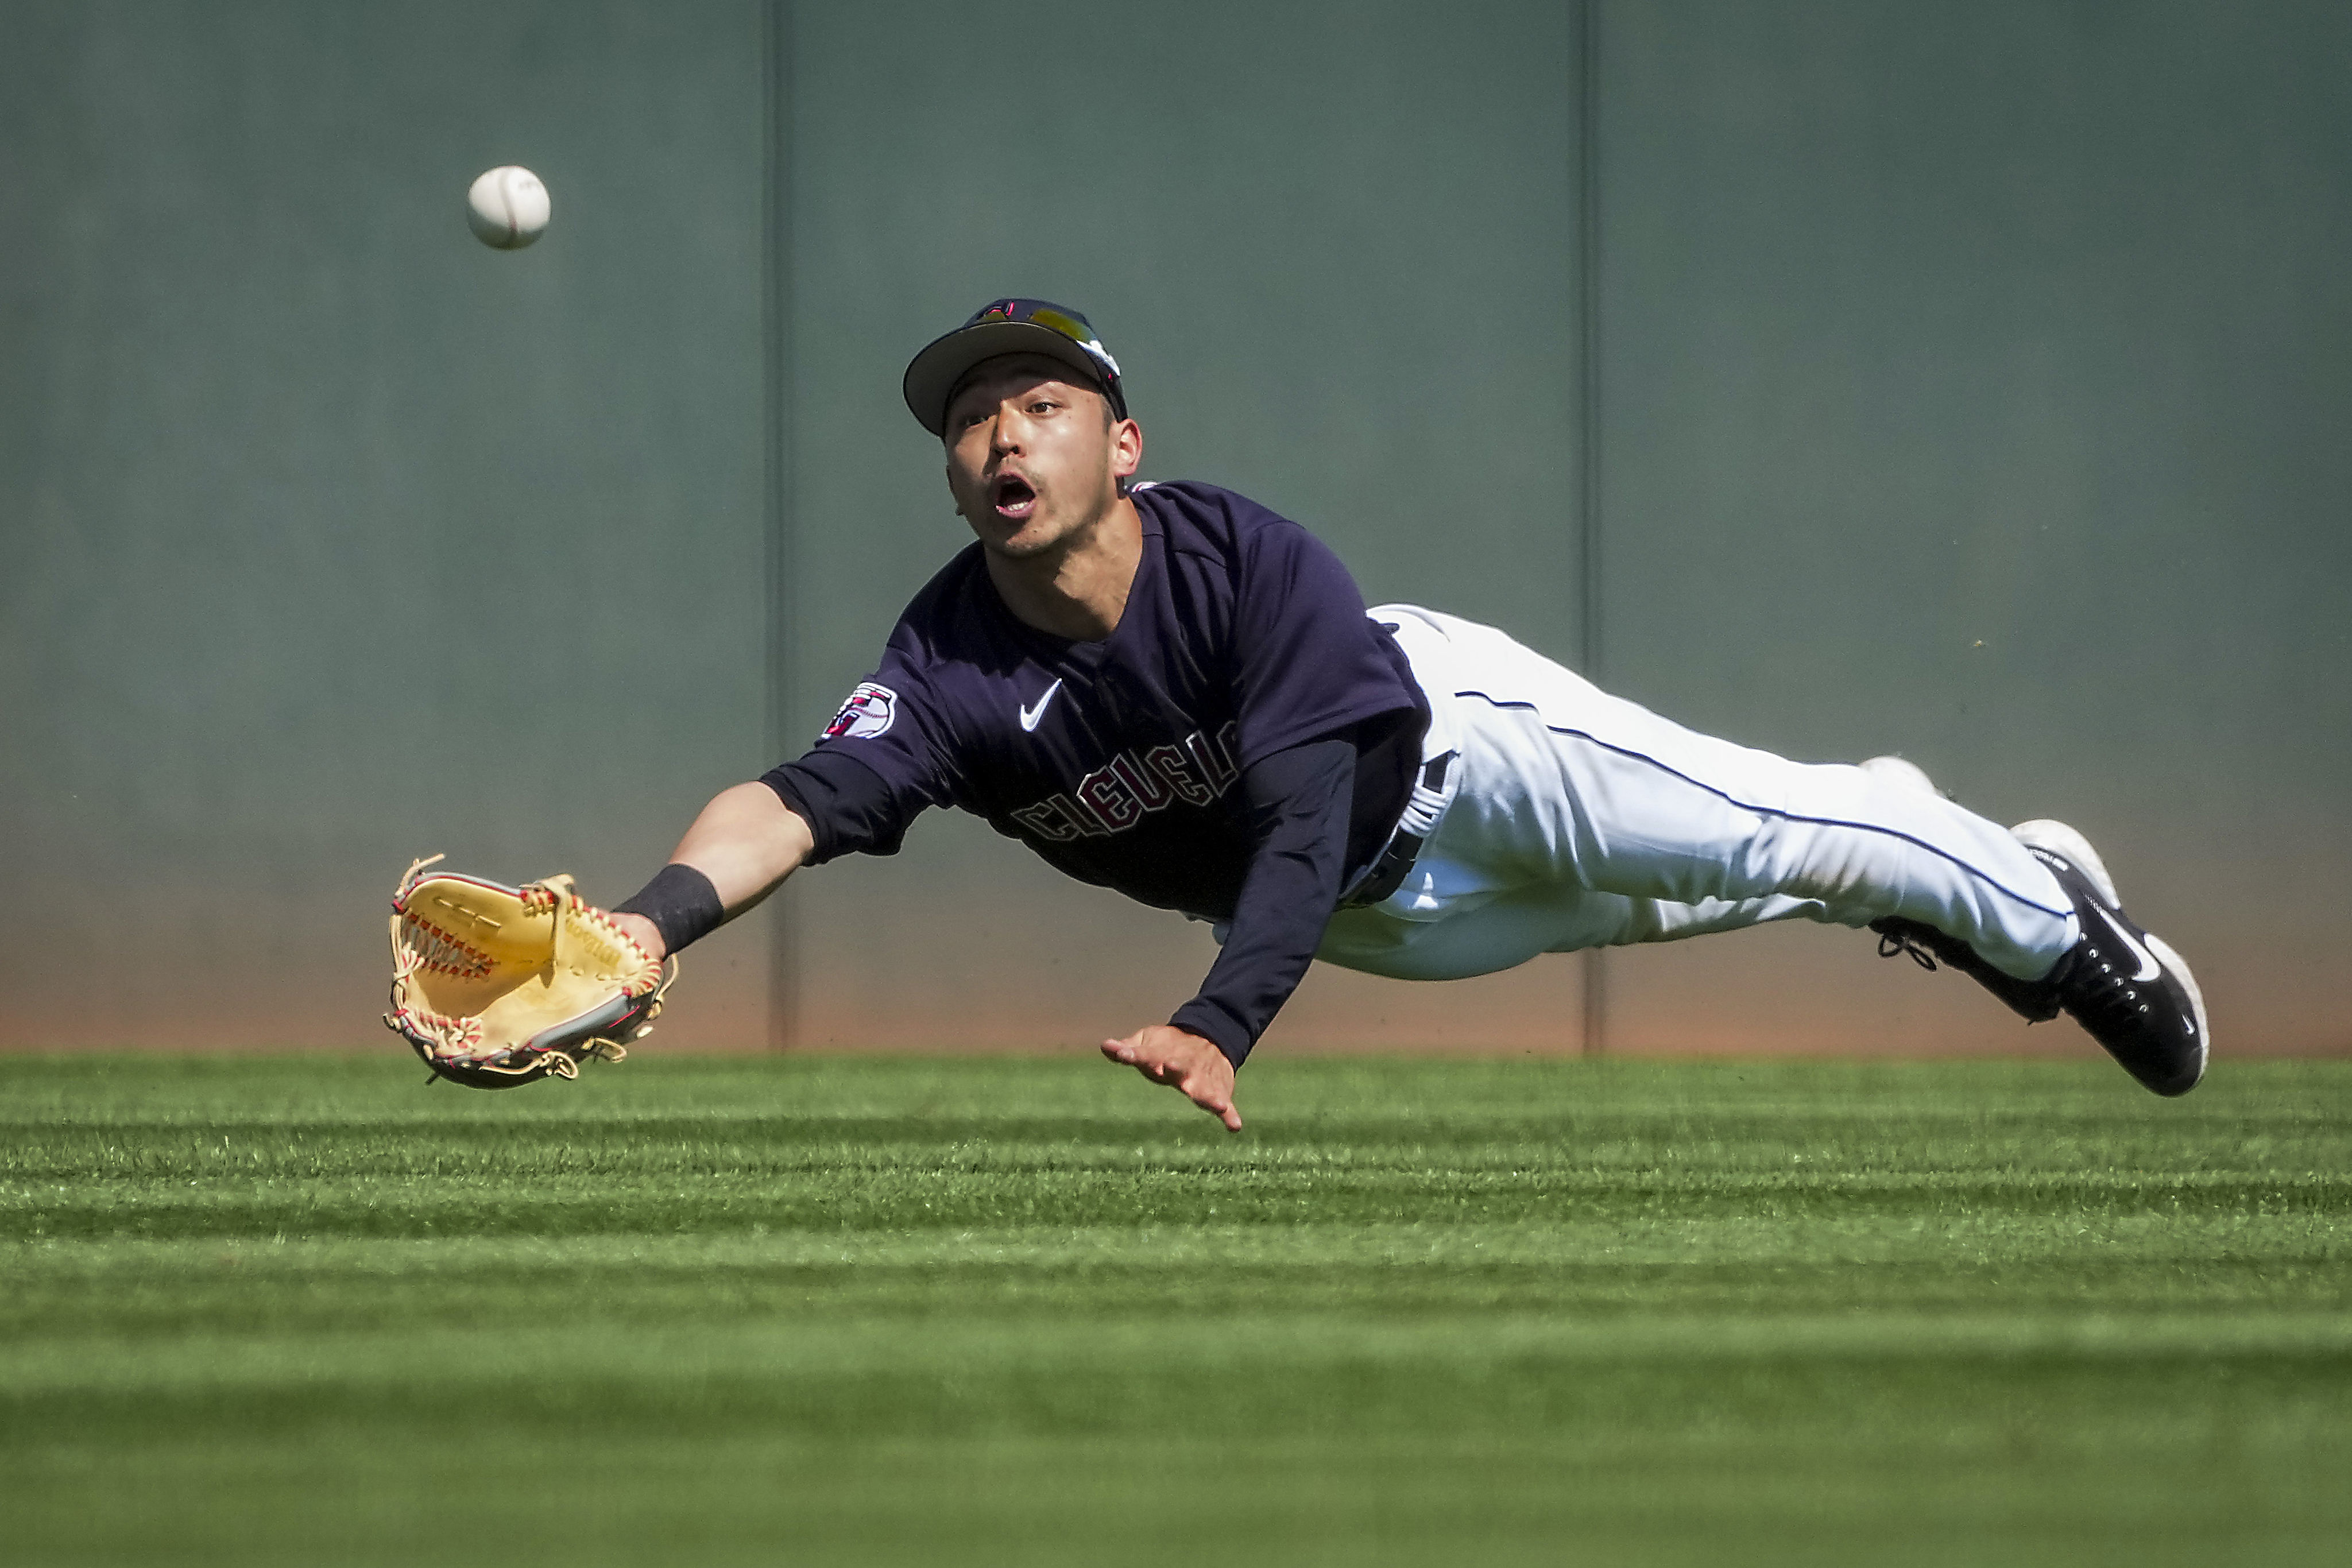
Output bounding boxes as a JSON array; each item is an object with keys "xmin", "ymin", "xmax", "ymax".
[{"xmin": 466, "ymin": 165, "xmax": 551, "ymax": 250}]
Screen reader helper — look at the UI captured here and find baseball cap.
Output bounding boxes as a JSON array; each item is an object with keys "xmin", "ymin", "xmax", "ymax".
[{"xmin": 901, "ymin": 298, "xmax": 1127, "ymax": 436}]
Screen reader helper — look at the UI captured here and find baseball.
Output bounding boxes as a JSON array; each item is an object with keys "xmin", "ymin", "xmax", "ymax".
[{"xmin": 466, "ymin": 165, "xmax": 551, "ymax": 250}]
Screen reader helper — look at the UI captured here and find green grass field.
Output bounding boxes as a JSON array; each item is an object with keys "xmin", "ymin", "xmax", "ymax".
[{"xmin": 2, "ymin": 1054, "xmax": 2346, "ymax": 1567}]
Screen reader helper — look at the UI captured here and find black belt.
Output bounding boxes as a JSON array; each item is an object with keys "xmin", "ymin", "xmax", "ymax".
[{"xmin": 1339, "ymin": 752, "xmax": 1454, "ymax": 909}]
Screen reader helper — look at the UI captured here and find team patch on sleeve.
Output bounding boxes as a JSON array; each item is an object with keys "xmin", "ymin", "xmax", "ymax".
[{"xmin": 822, "ymin": 682, "xmax": 898, "ymax": 741}]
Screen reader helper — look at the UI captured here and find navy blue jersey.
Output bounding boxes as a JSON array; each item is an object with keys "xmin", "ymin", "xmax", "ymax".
[{"xmin": 765, "ymin": 481, "xmax": 1423, "ymax": 923}]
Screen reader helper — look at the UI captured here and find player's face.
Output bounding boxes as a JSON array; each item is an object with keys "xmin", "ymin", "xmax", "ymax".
[{"xmin": 943, "ymin": 355, "xmax": 1141, "ymax": 559}]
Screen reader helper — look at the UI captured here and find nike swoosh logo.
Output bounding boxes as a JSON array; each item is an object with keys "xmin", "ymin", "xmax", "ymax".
[
  {"xmin": 2087, "ymin": 901, "xmax": 2161, "ymax": 983},
  {"xmin": 1019, "ymin": 678, "xmax": 1063, "ymax": 733}
]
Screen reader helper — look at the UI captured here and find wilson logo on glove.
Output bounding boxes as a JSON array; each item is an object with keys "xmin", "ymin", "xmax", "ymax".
[{"xmin": 383, "ymin": 855, "xmax": 676, "ymax": 1089}]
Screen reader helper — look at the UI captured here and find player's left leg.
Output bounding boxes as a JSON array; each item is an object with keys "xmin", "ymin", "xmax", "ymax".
[{"xmin": 1318, "ymin": 881, "xmax": 1821, "ymax": 982}]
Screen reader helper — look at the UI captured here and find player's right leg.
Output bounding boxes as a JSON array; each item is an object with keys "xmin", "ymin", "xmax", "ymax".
[{"xmin": 1380, "ymin": 607, "xmax": 2077, "ymax": 977}]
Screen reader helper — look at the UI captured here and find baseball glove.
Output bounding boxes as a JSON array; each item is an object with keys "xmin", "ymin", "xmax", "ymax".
[{"xmin": 384, "ymin": 855, "xmax": 676, "ymax": 1089}]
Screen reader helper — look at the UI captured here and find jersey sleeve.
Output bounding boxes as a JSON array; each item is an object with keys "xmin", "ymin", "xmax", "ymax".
[
  {"xmin": 1168, "ymin": 737, "xmax": 1357, "ymax": 1067},
  {"xmin": 1229, "ymin": 514, "xmax": 1421, "ymax": 768},
  {"xmin": 759, "ymin": 647, "xmax": 959, "ymax": 864}
]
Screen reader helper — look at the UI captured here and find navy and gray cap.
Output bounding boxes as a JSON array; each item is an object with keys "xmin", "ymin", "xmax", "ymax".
[{"xmin": 902, "ymin": 298, "xmax": 1128, "ymax": 436}]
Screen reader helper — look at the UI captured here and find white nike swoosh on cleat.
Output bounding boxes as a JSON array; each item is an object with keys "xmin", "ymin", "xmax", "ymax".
[
  {"xmin": 1019, "ymin": 678, "xmax": 1063, "ymax": 733},
  {"xmin": 2086, "ymin": 900, "xmax": 2162, "ymax": 984}
]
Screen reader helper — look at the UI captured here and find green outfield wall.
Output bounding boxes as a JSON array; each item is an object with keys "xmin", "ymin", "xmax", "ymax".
[{"xmin": 5, "ymin": 1, "xmax": 2347, "ymax": 1057}]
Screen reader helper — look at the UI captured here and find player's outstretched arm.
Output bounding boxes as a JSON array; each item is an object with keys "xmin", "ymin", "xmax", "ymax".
[
  {"xmin": 1101, "ymin": 1024, "xmax": 1243, "ymax": 1132},
  {"xmin": 610, "ymin": 781, "xmax": 815, "ymax": 961}
]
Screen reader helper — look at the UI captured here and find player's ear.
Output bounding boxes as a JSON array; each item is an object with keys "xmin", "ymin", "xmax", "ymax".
[{"xmin": 1110, "ymin": 416, "xmax": 1142, "ymax": 482}]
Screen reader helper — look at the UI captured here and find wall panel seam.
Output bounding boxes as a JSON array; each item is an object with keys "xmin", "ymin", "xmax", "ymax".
[
  {"xmin": 763, "ymin": 0, "xmax": 798, "ymax": 1051},
  {"xmin": 1577, "ymin": 0, "xmax": 1606, "ymax": 1058}
]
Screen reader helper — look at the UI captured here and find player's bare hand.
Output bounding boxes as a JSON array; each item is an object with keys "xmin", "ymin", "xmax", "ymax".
[{"xmin": 1101, "ymin": 1025, "xmax": 1243, "ymax": 1132}]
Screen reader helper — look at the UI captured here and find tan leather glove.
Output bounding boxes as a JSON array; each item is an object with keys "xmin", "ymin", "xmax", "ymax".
[{"xmin": 384, "ymin": 855, "xmax": 674, "ymax": 1089}]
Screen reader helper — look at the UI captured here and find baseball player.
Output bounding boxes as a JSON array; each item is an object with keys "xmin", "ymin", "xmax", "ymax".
[{"xmin": 605, "ymin": 299, "xmax": 2207, "ymax": 1129}]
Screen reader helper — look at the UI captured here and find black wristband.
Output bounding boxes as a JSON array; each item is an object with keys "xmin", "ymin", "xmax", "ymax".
[{"xmin": 613, "ymin": 863, "xmax": 726, "ymax": 955}]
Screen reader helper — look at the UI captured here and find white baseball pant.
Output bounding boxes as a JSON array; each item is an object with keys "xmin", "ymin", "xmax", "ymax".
[{"xmin": 1314, "ymin": 606, "xmax": 2079, "ymax": 984}]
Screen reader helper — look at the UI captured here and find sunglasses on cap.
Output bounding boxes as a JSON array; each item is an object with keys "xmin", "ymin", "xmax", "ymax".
[{"xmin": 902, "ymin": 298, "xmax": 1128, "ymax": 436}]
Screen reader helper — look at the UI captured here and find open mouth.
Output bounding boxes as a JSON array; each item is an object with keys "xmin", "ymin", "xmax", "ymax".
[{"xmin": 991, "ymin": 473, "xmax": 1038, "ymax": 521}]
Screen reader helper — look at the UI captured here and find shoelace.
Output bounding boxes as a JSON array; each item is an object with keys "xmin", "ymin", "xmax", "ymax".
[{"xmin": 1877, "ymin": 928, "xmax": 1938, "ymax": 971}]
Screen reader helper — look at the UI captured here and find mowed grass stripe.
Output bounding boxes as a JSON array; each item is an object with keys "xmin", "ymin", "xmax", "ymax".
[
  {"xmin": 5, "ymin": 1206, "xmax": 2344, "ymax": 1268},
  {"xmin": 9, "ymin": 1308, "xmax": 2351, "ymax": 1396}
]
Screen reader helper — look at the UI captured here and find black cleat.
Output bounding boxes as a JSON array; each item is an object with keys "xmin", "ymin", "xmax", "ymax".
[
  {"xmin": 2011, "ymin": 820, "xmax": 2208, "ymax": 1097},
  {"xmin": 1856, "ymin": 758, "xmax": 2208, "ymax": 1096}
]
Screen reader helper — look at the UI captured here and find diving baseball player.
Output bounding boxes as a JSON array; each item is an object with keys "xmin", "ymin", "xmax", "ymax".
[{"xmin": 605, "ymin": 299, "xmax": 2208, "ymax": 1129}]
